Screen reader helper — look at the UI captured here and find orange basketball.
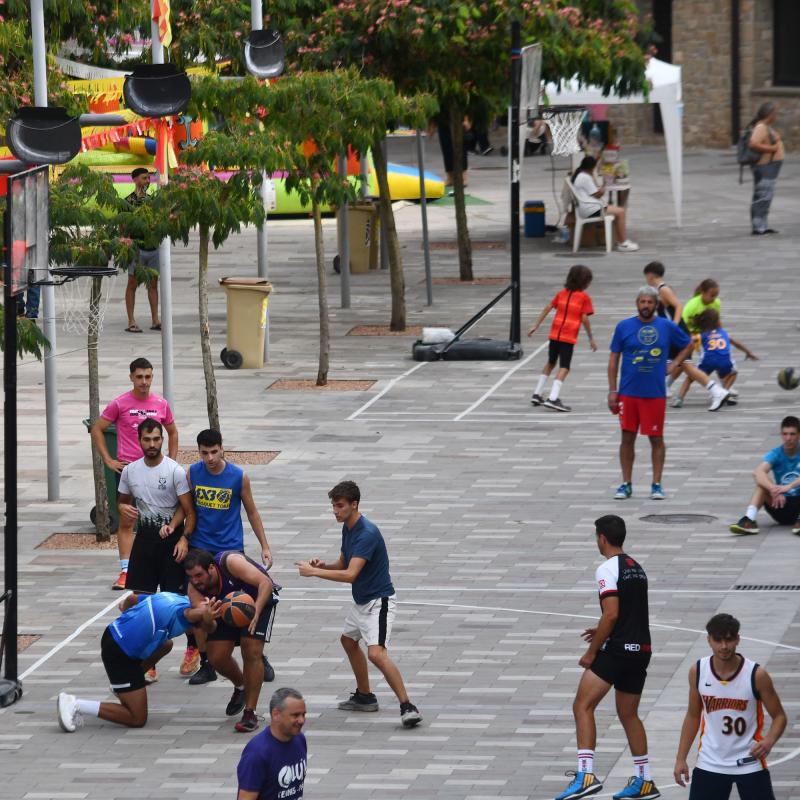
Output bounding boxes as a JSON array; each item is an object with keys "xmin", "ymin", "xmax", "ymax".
[{"xmin": 221, "ymin": 590, "xmax": 256, "ymax": 627}]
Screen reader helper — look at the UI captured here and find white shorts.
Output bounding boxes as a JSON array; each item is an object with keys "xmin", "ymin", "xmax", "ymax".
[{"xmin": 342, "ymin": 595, "xmax": 396, "ymax": 647}]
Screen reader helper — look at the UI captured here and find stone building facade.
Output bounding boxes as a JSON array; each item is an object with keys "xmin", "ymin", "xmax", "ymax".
[{"xmin": 608, "ymin": 0, "xmax": 800, "ymax": 150}]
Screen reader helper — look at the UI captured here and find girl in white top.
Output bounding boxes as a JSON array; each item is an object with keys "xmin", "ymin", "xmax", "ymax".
[{"xmin": 571, "ymin": 155, "xmax": 639, "ymax": 252}]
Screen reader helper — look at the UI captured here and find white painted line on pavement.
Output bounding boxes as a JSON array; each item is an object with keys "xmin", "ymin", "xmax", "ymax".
[
  {"xmin": 347, "ymin": 362, "xmax": 428, "ymax": 421},
  {"xmin": 453, "ymin": 342, "xmax": 548, "ymax": 421},
  {"xmin": 19, "ymin": 593, "xmax": 129, "ymax": 680}
]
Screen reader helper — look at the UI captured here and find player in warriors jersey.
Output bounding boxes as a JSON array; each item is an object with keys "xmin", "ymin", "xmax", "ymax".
[
  {"xmin": 555, "ymin": 515, "xmax": 659, "ymax": 800},
  {"xmin": 673, "ymin": 614, "xmax": 786, "ymax": 799}
]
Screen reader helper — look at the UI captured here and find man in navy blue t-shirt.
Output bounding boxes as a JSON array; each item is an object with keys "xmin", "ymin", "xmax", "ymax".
[
  {"xmin": 237, "ymin": 687, "xmax": 307, "ymax": 800},
  {"xmin": 296, "ymin": 480, "xmax": 422, "ymax": 728},
  {"xmin": 608, "ymin": 286, "xmax": 729, "ymax": 502}
]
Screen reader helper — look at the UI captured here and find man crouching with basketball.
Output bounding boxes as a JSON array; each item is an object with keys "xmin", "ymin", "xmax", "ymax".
[
  {"xmin": 57, "ymin": 592, "xmax": 221, "ymax": 732},
  {"xmin": 184, "ymin": 549, "xmax": 279, "ymax": 733}
]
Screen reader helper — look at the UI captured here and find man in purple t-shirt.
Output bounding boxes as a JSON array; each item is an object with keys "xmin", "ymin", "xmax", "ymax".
[
  {"xmin": 237, "ymin": 688, "xmax": 307, "ymax": 800},
  {"xmin": 91, "ymin": 357, "xmax": 178, "ymax": 592}
]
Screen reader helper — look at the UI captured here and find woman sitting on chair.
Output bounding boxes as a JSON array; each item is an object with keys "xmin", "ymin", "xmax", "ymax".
[{"xmin": 572, "ymin": 156, "xmax": 639, "ymax": 253}]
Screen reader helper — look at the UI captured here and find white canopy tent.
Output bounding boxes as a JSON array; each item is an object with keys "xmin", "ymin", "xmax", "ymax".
[{"xmin": 542, "ymin": 57, "xmax": 683, "ymax": 227}]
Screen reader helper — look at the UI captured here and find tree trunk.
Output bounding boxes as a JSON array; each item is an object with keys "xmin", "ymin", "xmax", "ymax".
[
  {"xmin": 371, "ymin": 138, "xmax": 406, "ymax": 331},
  {"xmin": 198, "ymin": 223, "xmax": 221, "ymax": 430},
  {"xmin": 450, "ymin": 105, "xmax": 473, "ymax": 281},
  {"xmin": 88, "ymin": 276, "xmax": 111, "ymax": 542},
  {"xmin": 312, "ymin": 195, "xmax": 330, "ymax": 386}
]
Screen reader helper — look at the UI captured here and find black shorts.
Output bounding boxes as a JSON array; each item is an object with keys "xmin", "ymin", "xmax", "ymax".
[
  {"xmin": 207, "ymin": 600, "xmax": 277, "ymax": 644},
  {"xmin": 547, "ymin": 339, "xmax": 575, "ymax": 370},
  {"xmin": 590, "ymin": 649, "xmax": 650, "ymax": 695},
  {"xmin": 101, "ymin": 627, "xmax": 146, "ymax": 694},
  {"xmin": 765, "ymin": 495, "xmax": 800, "ymax": 525},
  {"xmin": 126, "ymin": 525, "xmax": 186, "ymax": 594},
  {"xmin": 688, "ymin": 767, "xmax": 774, "ymax": 800}
]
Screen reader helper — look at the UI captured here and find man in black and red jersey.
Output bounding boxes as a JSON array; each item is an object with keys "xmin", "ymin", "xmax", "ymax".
[
  {"xmin": 554, "ymin": 515, "xmax": 660, "ymax": 800},
  {"xmin": 184, "ymin": 549, "xmax": 279, "ymax": 733}
]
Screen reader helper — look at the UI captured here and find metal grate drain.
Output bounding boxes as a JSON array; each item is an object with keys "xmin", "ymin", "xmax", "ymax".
[
  {"xmin": 734, "ymin": 585, "xmax": 800, "ymax": 592},
  {"xmin": 641, "ymin": 514, "xmax": 718, "ymax": 525}
]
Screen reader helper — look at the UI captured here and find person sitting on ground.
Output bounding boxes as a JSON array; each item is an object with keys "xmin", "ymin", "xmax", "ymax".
[
  {"xmin": 672, "ymin": 309, "xmax": 757, "ymax": 408},
  {"xmin": 571, "ymin": 156, "xmax": 639, "ymax": 252},
  {"xmin": 730, "ymin": 415, "xmax": 800, "ymax": 536}
]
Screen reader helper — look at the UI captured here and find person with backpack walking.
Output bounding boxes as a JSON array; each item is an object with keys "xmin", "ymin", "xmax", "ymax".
[{"xmin": 746, "ymin": 103, "xmax": 783, "ymax": 235}]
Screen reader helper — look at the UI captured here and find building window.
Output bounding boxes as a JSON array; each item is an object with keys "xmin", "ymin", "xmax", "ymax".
[{"xmin": 774, "ymin": 1, "xmax": 800, "ymax": 86}]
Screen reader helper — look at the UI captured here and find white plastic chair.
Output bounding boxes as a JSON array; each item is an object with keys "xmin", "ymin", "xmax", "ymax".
[{"xmin": 565, "ymin": 178, "xmax": 615, "ymax": 253}]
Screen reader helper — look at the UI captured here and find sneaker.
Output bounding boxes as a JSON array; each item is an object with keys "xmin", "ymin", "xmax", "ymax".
[
  {"xmin": 612, "ymin": 776, "xmax": 661, "ymax": 799},
  {"xmin": 616, "ymin": 240, "xmax": 640, "ymax": 252},
  {"xmin": 111, "ymin": 571, "xmax": 127, "ymax": 591},
  {"xmin": 338, "ymin": 689, "xmax": 379, "ymax": 712},
  {"xmin": 234, "ymin": 708, "xmax": 260, "ymax": 733},
  {"xmin": 670, "ymin": 396, "xmax": 683, "ymax": 408},
  {"xmin": 726, "ymin": 388, "xmax": 739, "ymax": 406},
  {"xmin": 400, "ymin": 701, "xmax": 422, "ymax": 728},
  {"xmin": 544, "ymin": 398, "xmax": 572, "ymax": 412},
  {"xmin": 57, "ymin": 692, "xmax": 82, "ymax": 733},
  {"xmin": 730, "ymin": 516, "xmax": 759, "ymax": 535},
  {"xmin": 792, "ymin": 521, "xmax": 800, "ymax": 536},
  {"xmin": 650, "ymin": 483, "xmax": 666, "ymax": 500},
  {"xmin": 226, "ymin": 687, "xmax": 246, "ymax": 716},
  {"xmin": 554, "ymin": 771, "xmax": 603, "ymax": 800},
  {"xmin": 188, "ymin": 661, "xmax": 217, "ymax": 685},
  {"xmin": 531, "ymin": 393, "xmax": 544, "ymax": 406},
  {"xmin": 179, "ymin": 647, "xmax": 200, "ymax": 676},
  {"xmin": 614, "ymin": 482, "xmax": 633, "ymax": 500},
  {"xmin": 708, "ymin": 384, "xmax": 730, "ymax": 411},
  {"xmin": 144, "ymin": 668, "xmax": 158, "ymax": 684},
  {"xmin": 262, "ymin": 655, "xmax": 275, "ymax": 683}
]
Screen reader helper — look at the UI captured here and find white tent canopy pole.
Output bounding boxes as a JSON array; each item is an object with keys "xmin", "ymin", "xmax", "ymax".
[{"xmin": 542, "ymin": 58, "xmax": 683, "ymax": 227}]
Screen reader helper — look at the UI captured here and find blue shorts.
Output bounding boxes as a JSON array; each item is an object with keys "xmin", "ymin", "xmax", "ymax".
[{"xmin": 698, "ymin": 358, "xmax": 735, "ymax": 379}]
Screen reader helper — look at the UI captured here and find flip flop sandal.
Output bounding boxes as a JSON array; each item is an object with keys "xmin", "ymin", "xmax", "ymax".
[
  {"xmin": 125, "ymin": 325, "xmax": 143, "ymax": 333},
  {"xmin": 150, "ymin": 324, "xmax": 162, "ymax": 330}
]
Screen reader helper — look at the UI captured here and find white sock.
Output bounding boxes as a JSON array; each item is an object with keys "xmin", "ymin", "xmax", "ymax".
[
  {"xmin": 76, "ymin": 698, "xmax": 101, "ymax": 717},
  {"xmin": 705, "ymin": 380, "xmax": 718, "ymax": 393},
  {"xmin": 633, "ymin": 754, "xmax": 651, "ymax": 780},
  {"xmin": 746, "ymin": 505, "xmax": 758, "ymax": 521},
  {"xmin": 120, "ymin": 558, "xmax": 129, "ymax": 572},
  {"xmin": 549, "ymin": 379, "xmax": 563, "ymax": 401},
  {"xmin": 577, "ymin": 749, "xmax": 594, "ymax": 774},
  {"xmin": 534, "ymin": 374, "xmax": 548, "ymax": 396}
]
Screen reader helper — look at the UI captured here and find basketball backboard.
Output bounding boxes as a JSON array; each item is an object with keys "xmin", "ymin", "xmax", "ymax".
[{"xmin": 4, "ymin": 166, "xmax": 49, "ymax": 296}]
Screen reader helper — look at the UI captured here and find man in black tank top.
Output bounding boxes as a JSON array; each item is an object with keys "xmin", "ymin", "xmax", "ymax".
[
  {"xmin": 555, "ymin": 515, "xmax": 660, "ymax": 800},
  {"xmin": 643, "ymin": 262, "xmax": 682, "ymax": 324}
]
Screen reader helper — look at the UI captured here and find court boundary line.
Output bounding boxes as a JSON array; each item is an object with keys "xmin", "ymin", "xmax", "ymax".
[{"xmin": 347, "ymin": 362, "xmax": 427, "ymax": 421}]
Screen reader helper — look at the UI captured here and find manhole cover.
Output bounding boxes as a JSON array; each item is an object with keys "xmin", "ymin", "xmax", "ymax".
[{"xmin": 641, "ymin": 514, "xmax": 718, "ymax": 525}]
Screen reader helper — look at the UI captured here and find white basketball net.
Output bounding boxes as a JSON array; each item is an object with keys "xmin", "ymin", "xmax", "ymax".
[
  {"xmin": 544, "ymin": 109, "xmax": 586, "ymax": 157},
  {"xmin": 56, "ymin": 273, "xmax": 118, "ymax": 337}
]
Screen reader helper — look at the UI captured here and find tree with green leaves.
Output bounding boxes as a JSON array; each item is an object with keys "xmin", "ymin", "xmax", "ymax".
[
  {"xmin": 271, "ymin": 0, "xmax": 647, "ymax": 281},
  {"xmin": 48, "ymin": 164, "xmax": 139, "ymax": 540},
  {"xmin": 157, "ymin": 163, "xmax": 268, "ymax": 422}
]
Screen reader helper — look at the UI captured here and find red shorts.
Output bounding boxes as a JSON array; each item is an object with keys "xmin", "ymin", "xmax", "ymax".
[{"xmin": 618, "ymin": 395, "xmax": 666, "ymax": 436}]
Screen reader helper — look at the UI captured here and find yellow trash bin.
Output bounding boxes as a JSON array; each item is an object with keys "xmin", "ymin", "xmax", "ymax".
[
  {"xmin": 219, "ymin": 277, "xmax": 272, "ymax": 369},
  {"xmin": 347, "ymin": 202, "xmax": 380, "ymax": 273}
]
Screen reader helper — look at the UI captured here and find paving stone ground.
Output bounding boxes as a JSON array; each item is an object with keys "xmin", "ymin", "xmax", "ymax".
[{"xmin": 2, "ymin": 138, "xmax": 800, "ymax": 799}]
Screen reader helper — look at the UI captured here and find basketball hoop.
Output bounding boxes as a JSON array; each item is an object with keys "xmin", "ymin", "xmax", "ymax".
[
  {"xmin": 47, "ymin": 266, "xmax": 119, "ymax": 336},
  {"xmin": 540, "ymin": 106, "xmax": 587, "ymax": 157}
]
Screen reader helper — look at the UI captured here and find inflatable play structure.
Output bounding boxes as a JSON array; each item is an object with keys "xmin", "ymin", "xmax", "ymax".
[{"xmin": 1, "ymin": 74, "xmax": 445, "ymax": 211}]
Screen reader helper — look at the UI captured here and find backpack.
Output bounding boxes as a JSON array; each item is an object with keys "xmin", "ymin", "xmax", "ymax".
[{"xmin": 736, "ymin": 126, "xmax": 759, "ymax": 183}]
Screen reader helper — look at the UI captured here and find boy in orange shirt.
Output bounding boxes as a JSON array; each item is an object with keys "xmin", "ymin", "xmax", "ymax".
[{"xmin": 527, "ymin": 264, "xmax": 597, "ymax": 412}]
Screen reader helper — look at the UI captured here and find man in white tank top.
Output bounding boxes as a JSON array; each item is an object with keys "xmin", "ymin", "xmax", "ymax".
[{"xmin": 673, "ymin": 613, "xmax": 786, "ymax": 799}]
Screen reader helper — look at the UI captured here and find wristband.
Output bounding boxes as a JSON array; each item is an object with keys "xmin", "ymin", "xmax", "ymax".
[{"xmin": 608, "ymin": 390, "xmax": 618, "ymax": 395}]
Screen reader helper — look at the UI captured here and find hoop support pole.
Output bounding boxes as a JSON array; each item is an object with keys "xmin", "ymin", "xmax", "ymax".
[{"xmin": 509, "ymin": 21, "xmax": 521, "ymax": 346}]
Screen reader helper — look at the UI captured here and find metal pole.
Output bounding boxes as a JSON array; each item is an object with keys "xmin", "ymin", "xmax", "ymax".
[
  {"xmin": 3, "ymin": 211, "xmax": 19, "ymax": 686},
  {"xmin": 31, "ymin": 0, "xmax": 60, "ymax": 500},
  {"xmin": 251, "ymin": 0, "xmax": 270, "ymax": 361},
  {"xmin": 151, "ymin": 14, "xmax": 174, "ymax": 405},
  {"xmin": 337, "ymin": 154, "xmax": 351, "ymax": 309},
  {"xmin": 379, "ymin": 139, "xmax": 389, "ymax": 270},
  {"xmin": 509, "ymin": 21, "xmax": 521, "ymax": 346},
  {"xmin": 359, "ymin": 155, "xmax": 369, "ymax": 199},
  {"xmin": 415, "ymin": 131, "xmax": 433, "ymax": 306}
]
